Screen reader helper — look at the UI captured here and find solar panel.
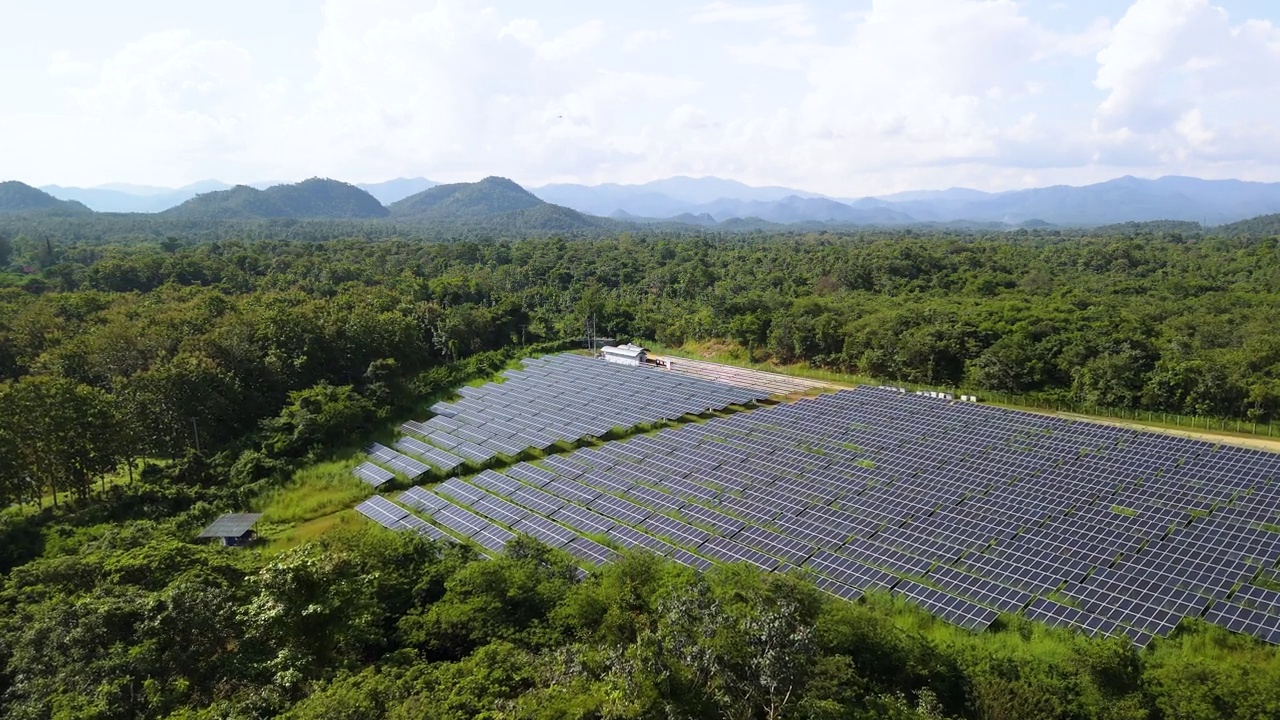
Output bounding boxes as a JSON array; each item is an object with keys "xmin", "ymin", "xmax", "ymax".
[
  {"xmin": 364, "ymin": 443, "xmax": 432, "ymax": 480},
  {"xmin": 435, "ymin": 478, "xmax": 485, "ymax": 506},
  {"xmin": 589, "ymin": 494, "xmax": 653, "ymax": 526},
  {"xmin": 893, "ymin": 579, "xmax": 1000, "ymax": 631},
  {"xmin": 396, "ymin": 513, "xmax": 451, "ymax": 541},
  {"xmin": 470, "ymin": 470, "xmax": 523, "ymax": 497},
  {"xmin": 398, "ymin": 487, "xmax": 451, "ymax": 515},
  {"xmin": 642, "ymin": 513, "xmax": 713, "ymax": 548},
  {"xmin": 564, "ymin": 537, "xmax": 618, "ymax": 566},
  {"xmin": 513, "ymin": 514, "xmax": 578, "ymax": 548},
  {"xmin": 198, "ymin": 513, "xmax": 263, "ymax": 538},
  {"xmin": 473, "ymin": 524, "xmax": 517, "ymax": 554},
  {"xmin": 354, "ymin": 497, "xmax": 409, "ymax": 529},
  {"xmin": 374, "ymin": 370, "xmax": 1280, "ymax": 646},
  {"xmin": 607, "ymin": 524, "xmax": 679, "ymax": 556},
  {"xmin": 699, "ymin": 535, "xmax": 779, "ymax": 571},
  {"xmin": 553, "ymin": 504, "xmax": 616, "ymax": 535},
  {"xmin": 434, "ymin": 503, "xmax": 492, "ymax": 538},
  {"xmin": 471, "ymin": 494, "xmax": 531, "ymax": 526},
  {"xmin": 353, "ymin": 462, "xmax": 395, "ymax": 488}
]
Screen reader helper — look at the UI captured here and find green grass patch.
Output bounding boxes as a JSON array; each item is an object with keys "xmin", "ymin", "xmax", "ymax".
[
  {"xmin": 261, "ymin": 508, "xmax": 362, "ymax": 553},
  {"xmin": 1111, "ymin": 505, "xmax": 1138, "ymax": 517},
  {"xmin": 254, "ymin": 457, "xmax": 373, "ymax": 527}
]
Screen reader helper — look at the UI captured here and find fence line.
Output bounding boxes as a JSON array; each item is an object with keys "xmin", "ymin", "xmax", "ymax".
[{"xmin": 686, "ymin": 356, "xmax": 1279, "ymax": 439}]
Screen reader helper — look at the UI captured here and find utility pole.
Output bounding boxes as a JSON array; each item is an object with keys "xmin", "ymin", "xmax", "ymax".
[{"xmin": 191, "ymin": 418, "xmax": 202, "ymax": 455}]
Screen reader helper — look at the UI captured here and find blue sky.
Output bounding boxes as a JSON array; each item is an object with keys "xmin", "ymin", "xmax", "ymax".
[{"xmin": 2, "ymin": 0, "xmax": 1278, "ymax": 195}]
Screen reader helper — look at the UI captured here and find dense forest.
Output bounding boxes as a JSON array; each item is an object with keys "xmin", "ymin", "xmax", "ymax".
[{"xmin": 2, "ymin": 222, "xmax": 1280, "ymax": 717}]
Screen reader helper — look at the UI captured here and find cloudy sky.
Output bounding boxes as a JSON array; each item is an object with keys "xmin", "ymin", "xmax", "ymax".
[{"xmin": 2, "ymin": 0, "xmax": 1279, "ymax": 195}]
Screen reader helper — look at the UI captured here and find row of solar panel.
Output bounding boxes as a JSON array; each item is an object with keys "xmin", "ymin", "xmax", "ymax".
[
  {"xmin": 354, "ymin": 353, "xmax": 772, "ymax": 480},
  {"xmin": 362, "ymin": 378, "xmax": 1280, "ymax": 647},
  {"xmin": 488, "ymin": 386, "xmax": 1280, "ymax": 645}
]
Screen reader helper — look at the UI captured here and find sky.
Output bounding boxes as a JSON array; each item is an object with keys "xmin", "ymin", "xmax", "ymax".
[{"xmin": 2, "ymin": 0, "xmax": 1279, "ymax": 196}]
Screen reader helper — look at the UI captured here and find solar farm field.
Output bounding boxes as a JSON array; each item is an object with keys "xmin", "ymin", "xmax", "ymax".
[
  {"xmin": 360, "ymin": 375, "xmax": 1280, "ymax": 649},
  {"xmin": 353, "ymin": 353, "xmax": 766, "ymax": 482}
]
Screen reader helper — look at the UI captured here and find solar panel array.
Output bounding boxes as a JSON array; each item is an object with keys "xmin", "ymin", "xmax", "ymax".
[
  {"xmin": 354, "ymin": 381, "xmax": 1280, "ymax": 648},
  {"xmin": 354, "ymin": 496, "xmax": 452, "ymax": 541},
  {"xmin": 385, "ymin": 353, "xmax": 767, "ymax": 471}
]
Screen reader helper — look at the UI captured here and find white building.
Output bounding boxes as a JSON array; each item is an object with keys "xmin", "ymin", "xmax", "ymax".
[{"xmin": 601, "ymin": 343, "xmax": 647, "ymax": 367}]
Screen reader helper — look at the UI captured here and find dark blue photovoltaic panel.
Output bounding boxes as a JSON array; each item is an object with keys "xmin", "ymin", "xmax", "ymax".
[
  {"xmin": 353, "ymin": 498, "xmax": 407, "ymax": 529},
  {"xmin": 473, "ymin": 524, "xmax": 517, "ymax": 554},
  {"xmin": 643, "ymin": 513, "xmax": 713, "ymax": 548},
  {"xmin": 553, "ymin": 503, "xmax": 616, "ymax": 535},
  {"xmin": 894, "ymin": 579, "xmax": 999, "ymax": 631},
  {"xmin": 806, "ymin": 551, "xmax": 899, "ymax": 592},
  {"xmin": 543, "ymin": 478, "xmax": 601, "ymax": 505},
  {"xmin": 353, "ymin": 462, "xmax": 395, "ymax": 487},
  {"xmin": 433, "ymin": 503, "xmax": 493, "ymax": 538},
  {"xmin": 607, "ymin": 524, "xmax": 679, "ymax": 556},
  {"xmin": 399, "ymin": 487, "xmax": 450, "ymax": 516},
  {"xmin": 471, "ymin": 470, "xmax": 522, "ymax": 497},
  {"xmin": 435, "ymin": 478, "xmax": 485, "ymax": 506},
  {"xmin": 507, "ymin": 462, "xmax": 558, "ymax": 487},
  {"xmin": 396, "ymin": 513, "xmax": 452, "ymax": 541},
  {"xmin": 510, "ymin": 486, "xmax": 566, "ymax": 516},
  {"xmin": 734, "ymin": 524, "xmax": 817, "ymax": 566},
  {"xmin": 678, "ymin": 503, "xmax": 746, "ymax": 536},
  {"xmin": 564, "ymin": 536, "xmax": 618, "ymax": 566},
  {"xmin": 698, "ymin": 535, "xmax": 779, "ymax": 571},
  {"xmin": 366, "ymin": 372, "xmax": 1280, "ymax": 645},
  {"xmin": 513, "ymin": 514, "xmax": 578, "ymax": 548},
  {"xmin": 471, "ymin": 493, "xmax": 530, "ymax": 526},
  {"xmin": 589, "ymin": 494, "xmax": 653, "ymax": 526},
  {"xmin": 813, "ymin": 575, "xmax": 864, "ymax": 602}
]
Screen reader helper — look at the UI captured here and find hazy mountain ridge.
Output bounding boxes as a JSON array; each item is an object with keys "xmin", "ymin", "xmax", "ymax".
[
  {"xmin": 15, "ymin": 174, "xmax": 1280, "ymax": 228},
  {"xmin": 162, "ymin": 179, "xmax": 389, "ymax": 220},
  {"xmin": 0, "ymin": 181, "xmax": 93, "ymax": 215},
  {"xmin": 43, "ymin": 181, "xmax": 233, "ymax": 213}
]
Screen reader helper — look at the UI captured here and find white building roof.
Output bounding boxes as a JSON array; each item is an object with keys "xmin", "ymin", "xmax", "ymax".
[{"xmin": 602, "ymin": 343, "xmax": 646, "ymax": 358}]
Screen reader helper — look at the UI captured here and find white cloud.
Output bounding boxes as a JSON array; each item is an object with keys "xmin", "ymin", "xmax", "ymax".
[
  {"xmin": 690, "ymin": 2, "xmax": 816, "ymax": 37},
  {"xmin": 1093, "ymin": 0, "xmax": 1280, "ymax": 167},
  {"xmin": 622, "ymin": 29, "xmax": 672, "ymax": 52},
  {"xmin": 6, "ymin": 0, "xmax": 1280, "ymax": 195}
]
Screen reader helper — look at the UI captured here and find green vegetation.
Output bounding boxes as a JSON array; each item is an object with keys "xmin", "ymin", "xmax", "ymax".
[
  {"xmin": 163, "ymin": 178, "xmax": 391, "ymax": 220},
  {"xmin": 2, "ymin": 515, "xmax": 1279, "ymax": 719},
  {"xmin": 0, "ymin": 181, "xmax": 91, "ymax": 215},
  {"xmin": 1, "ymin": 221, "xmax": 1280, "ymax": 717}
]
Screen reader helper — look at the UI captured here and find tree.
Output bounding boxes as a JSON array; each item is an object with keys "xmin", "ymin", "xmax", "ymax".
[
  {"xmin": 0, "ymin": 376, "xmax": 121, "ymax": 505},
  {"xmin": 260, "ymin": 382, "xmax": 376, "ymax": 460}
]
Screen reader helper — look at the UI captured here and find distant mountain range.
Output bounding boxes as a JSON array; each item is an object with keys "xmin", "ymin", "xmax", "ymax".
[
  {"xmin": 161, "ymin": 178, "xmax": 390, "ymax": 220},
  {"xmin": 532, "ymin": 175, "xmax": 1280, "ymax": 226},
  {"xmin": 11, "ymin": 174, "xmax": 1280, "ymax": 228}
]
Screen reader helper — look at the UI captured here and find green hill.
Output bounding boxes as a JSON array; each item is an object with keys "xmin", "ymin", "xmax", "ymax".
[
  {"xmin": 163, "ymin": 179, "xmax": 388, "ymax": 220},
  {"xmin": 0, "ymin": 181, "xmax": 92, "ymax": 215},
  {"xmin": 161, "ymin": 185, "xmax": 292, "ymax": 220},
  {"xmin": 1217, "ymin": 213, "xmax": 1280, "ymax": 238},
  {"xmin": 263, "ymin": 178, "xmax": 389, "ymax": 219},
  {"xmin": 389, "ymin": 176, "xmax": 601, "ymax": 231},
  {"xmin": 389, "ymin": 176, "xmax": 545, "ymax": 220}
]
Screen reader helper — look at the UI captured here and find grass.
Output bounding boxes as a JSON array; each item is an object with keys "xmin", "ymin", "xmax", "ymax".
[
  {"xmin": 254, "ymin": 456, "xmax": 373, "ymax": 535},
  {"xmin": 262, "ymin": 509, "xmax": 362, "ymax": 553}
]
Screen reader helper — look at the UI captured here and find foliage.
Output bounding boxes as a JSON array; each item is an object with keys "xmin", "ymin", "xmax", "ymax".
[{"xmin": 1, "ymin": 223, "xmax": 1279, "ymax": 717}]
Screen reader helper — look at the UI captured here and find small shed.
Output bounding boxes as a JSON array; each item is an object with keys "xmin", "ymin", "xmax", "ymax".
[
  {"xmin": 602, "ymin": 343, "xmax": 647, "ymax": 367},
  {"xmin": 198, "ymin": 513, "xmax": 263, "ymax": 547}
]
